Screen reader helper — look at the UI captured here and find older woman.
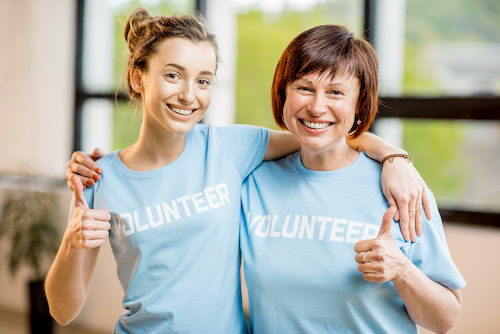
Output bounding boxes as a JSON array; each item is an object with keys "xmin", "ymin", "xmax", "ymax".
[{"xmin": 240, "ymin": 24, "xmax": 465, "ymax": 333}]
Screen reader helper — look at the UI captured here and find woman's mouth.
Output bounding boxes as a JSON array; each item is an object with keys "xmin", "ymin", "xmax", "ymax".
[
  {"xmin": 301, "ymin": 119, "xmax": 332, "ymax": 129},
  {"xmin": 169, "ymin": 105, "xmax": 195, "ymax": 116}
]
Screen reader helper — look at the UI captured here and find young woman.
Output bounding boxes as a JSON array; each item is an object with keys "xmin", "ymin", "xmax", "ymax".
[
  {"xmin": 49, "ymin": 8, "xmax": 429, "ymax": 333},
  {"xmin": 240, "ymin": 24, "xmax": 464, "ymax": 333}
]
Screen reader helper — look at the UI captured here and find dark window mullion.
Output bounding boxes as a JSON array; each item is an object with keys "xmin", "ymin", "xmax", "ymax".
[
  {"xmin": 363, "ymin": 0, "xmax": 500, "ymax": 226},
  {"xmin": 379, "ymin": 97, "xmax": 500, "ymax": 120}
]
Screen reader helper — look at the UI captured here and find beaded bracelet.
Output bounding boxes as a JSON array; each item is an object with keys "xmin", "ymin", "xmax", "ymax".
[{"xmin": 381, "ymin": 153, "xmax": 413, "ymax": 165}]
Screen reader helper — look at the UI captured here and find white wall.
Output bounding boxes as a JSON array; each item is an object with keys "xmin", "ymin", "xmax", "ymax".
[
  {"xmin": 0, "ymin": 0, "xmax": 75, "ymax": 312},
  {"xmin": 0, "ymin": 0, "xmax": 74, "ymax": 178}
]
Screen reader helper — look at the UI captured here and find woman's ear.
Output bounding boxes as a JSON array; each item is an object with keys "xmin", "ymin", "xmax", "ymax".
[{"xmin": 130, "ymin": 67, "xmax": 144, "ymax": 93}]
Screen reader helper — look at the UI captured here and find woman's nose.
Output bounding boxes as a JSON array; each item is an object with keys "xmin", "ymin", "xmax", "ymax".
[
  {"xmin": 178, "ymin": 82, "xmax": 195, "ymax": 104},
  {"xmin": 308, "ymin": 94, "xmax": 328, "ymax": 116}
]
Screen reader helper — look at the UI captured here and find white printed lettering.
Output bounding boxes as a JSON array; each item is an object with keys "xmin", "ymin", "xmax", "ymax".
[
  {"xmin": 112, "ymin": 183, "xmax": 230, "ymax": 236},
  {"xmin": 282, "ymin": 215, "xmax": 299, "ymax": 238},
  {"xmin": 255, "ymin": 215, "xmax": 272, "ymax": 237},
  {"xmin": 119, "ymin": 212, "xmax": 135, "ymax": 236},
  {"xmin": 299, "ymin": 215, "xmax": 316, "ymax": 239},
  {"xmin": 317, "ymin": 216, "xmax": 332, "ymax": 240},
  {"xmin": 345, "ymin": 220, "xmax": 363, "ymax": 243},
  {"xmin": 269, "ymin": 215, "xmax": 280, "ymax": 237},
  {"xmin": 162, "ymin": 200, "xmax": 180, "ymax": 223},
  {"xmin": 177, "ymin": 195, "xmax": 192, "ymax": 217},
  {"xmin": 146, "ymin": 205, "xmax": 164, "ymax": 227},
  {"xmin": 204, "ymin": 187, "xmax": 221, "ymax": 209},
  {"xmin": 215, "ymin": 183, "xmax": 230, "ymax": 205},
  {"xmin": 134, "ymin": 210, "xmax": 149, "ymax": 232},
  {"xmin": 191, "ymin": 192, "xmax": 209, "ymax": 213},
  {"xmin": 362, "ymin": 223, "xmax": 380, "ymax": 240},
  {"xmin": 248, "ymin": 213, "xmax": 262, "ymax": 233},
  {"xmin": 330, "ymin": 218, "xmax": 347, "ymax": 242}
]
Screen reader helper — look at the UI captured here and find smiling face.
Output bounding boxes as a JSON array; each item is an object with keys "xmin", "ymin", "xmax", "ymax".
[
  {"xmin": 283, "ymin": 71, "xmax": 360, "ymax": 158},
  {"xmin": 132, "ymin": 37, "xmax": 217, "ymax": 136}
]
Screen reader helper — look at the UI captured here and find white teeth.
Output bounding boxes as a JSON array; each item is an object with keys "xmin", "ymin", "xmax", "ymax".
[
  {"xmin": 170, "ymin": 106, "xmax": 194, "ymax": 115},
  {"xmin": 302, "ymin": 120, "xmax": 331, "ymax": 129}
]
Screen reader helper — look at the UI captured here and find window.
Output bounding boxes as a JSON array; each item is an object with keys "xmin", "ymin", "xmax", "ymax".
[
  {"xmin": 75, "ymin": 0, "xmax": 500, "ymax": 225},
  {"xmin": 368, "ymin": 0, "xmax": 500, "ymax": 225}
]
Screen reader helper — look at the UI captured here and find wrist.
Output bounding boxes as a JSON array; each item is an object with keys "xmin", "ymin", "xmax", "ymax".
[
  {"xmin": 392, "ymin": 257, "xmax": 409, "ymax": 283},
  {"xmin": 373, "ymin": 147, "xmax": 408, "ymax": 163},
  {"xmin": 381, "ymin": 153, "xmax": 413, "ymax": 165}
]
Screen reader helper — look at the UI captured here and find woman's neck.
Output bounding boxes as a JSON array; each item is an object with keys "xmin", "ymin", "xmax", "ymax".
[
  {"xmin": 300, "ymin": 140, "xmax": 359, "ymax": 171},
  {"xmin": 118, "ymin": 121, "xmax": 187, "ymax": 172}
]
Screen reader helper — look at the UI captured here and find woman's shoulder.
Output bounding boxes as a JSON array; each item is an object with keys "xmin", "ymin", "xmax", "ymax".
[{"xmin": 93, "ymin": 151, "xmax": 123, "ymax": 173}]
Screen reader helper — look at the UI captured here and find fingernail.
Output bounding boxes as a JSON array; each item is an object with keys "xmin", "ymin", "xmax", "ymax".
[
  {"xmin": 87, "ymin": 179, "xmax": 94, "ymax": 186},
  {"xmin": 92, "ymin": 174, "xmax": 100, "ymax": 181},
  {"xmin": 95, "ymin": 168, "xmax": 102, "ymax": 174}
]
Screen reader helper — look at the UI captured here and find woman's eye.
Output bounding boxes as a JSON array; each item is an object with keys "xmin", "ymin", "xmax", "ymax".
[
  {"xmin": 297, "ymin": 86, "xmax": 312, "ymax": 92},
  {"xmin": 197, "ymin": 79, "xmax": 211, "ymax": 86},
  {"xmin": 165, "ymin": 73, "xmax": 179, "ymax": 80},
  {"xmin": 329, "ymin": 90, "xmax": 343, "ymax": 96}
]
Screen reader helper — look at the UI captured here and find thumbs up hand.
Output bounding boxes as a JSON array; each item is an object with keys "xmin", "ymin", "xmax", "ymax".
[
  {"xmin": 65, "ymin": 177, "xmax": 111, "ymax": 249},
  {"xmin": 354, "ymin": 207, "xmax": 409, "ymax": 283}
]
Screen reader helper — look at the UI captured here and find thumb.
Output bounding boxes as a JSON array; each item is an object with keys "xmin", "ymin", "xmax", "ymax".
[
  {"xmin": 73, "ymin": 176, "xmax": 89, "ymax": 209},
  {"xmin": 92, "ymin": 148, "xmax": 105, "ymax": 160},
  {"xmin": 377, "ymin": 207, "xmax": 396, "ymax": 238}
]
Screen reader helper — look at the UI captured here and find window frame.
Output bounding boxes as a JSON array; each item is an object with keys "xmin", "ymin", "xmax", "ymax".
[
  {"xmin": 364, "ymin": 0, "xmax": 500, "ymax": 227},
  {"xmin": 74, "ymin": 0, "xmax": 500, "ymax": 227}
]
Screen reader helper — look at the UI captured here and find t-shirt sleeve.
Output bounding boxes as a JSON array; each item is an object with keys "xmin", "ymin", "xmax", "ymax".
[
  {"xmin": 406, "ymin": 189, "xmax": 466, "ymax": 290},
  {"xmin": 212, "ymin": 124, "xmax": 270, "ymax": 180},
  {"xmin": 83, "ymin": 184, "xmax": 95, "ymax": 209}
]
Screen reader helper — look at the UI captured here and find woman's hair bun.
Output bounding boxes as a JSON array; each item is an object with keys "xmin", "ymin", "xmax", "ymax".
[{"xmin": 124, "ymin": 8, "xmax": 153, "ymax": 53}]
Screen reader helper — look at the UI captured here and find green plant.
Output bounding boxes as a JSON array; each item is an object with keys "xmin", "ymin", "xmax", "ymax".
[{"xmin": 0, "ymin": 184, "xmax": 61, "ymax": 281}]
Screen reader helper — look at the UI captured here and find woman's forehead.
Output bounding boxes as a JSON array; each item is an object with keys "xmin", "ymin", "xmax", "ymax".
[{"xmin": 152, "ymin": 38, "xmax": 217, "ymax": 73}]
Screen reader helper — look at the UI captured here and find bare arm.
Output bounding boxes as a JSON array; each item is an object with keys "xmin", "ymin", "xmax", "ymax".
[
  {"xmin": 263, "ymin": 130, "xmax": 300, "ymax": 161},
  {"xmin": 45, "ymin": 177, "xmax": 111, "ymax": 325},
  {"xmin": 347, "ymin": 132, "xmax": 431, "ymax": 242},
  {"xmin": 346, "ymin": 132, "xmax": 406, "ymax": 162},
  {"xmin": 392, "ymin": 261, "xmax": 462, "ymax": 333},
  {"xmin": 355, "ymin": 208, "xmax": 462, "ymax": 333}
]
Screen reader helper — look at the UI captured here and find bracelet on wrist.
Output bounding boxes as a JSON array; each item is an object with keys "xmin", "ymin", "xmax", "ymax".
[{"xmin": 381, "ymin": 153, "xmax": 413, "ymax": 165}]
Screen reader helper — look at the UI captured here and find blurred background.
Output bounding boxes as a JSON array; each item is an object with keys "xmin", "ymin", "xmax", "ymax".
[{"xmin": 0, "ymin": 0, "xmax": 499, "ymax": 333}]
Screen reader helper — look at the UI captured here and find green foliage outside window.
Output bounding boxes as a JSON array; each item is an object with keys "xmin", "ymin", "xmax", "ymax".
[{"xmin": 109, "ymin": 0, "xmax": 500, "ymax": 205}]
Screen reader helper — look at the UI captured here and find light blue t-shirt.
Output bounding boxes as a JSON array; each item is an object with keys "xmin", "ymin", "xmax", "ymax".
[
  {"xmin": 240, "ymin": 151, "xmax": 466, "ymax": 334},
  {"xmin": 84, "ymin": 123, "xmax": 269, "ymax": 334}
]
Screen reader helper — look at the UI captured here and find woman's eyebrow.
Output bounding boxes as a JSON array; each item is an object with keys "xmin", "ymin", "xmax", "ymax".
[{"xmin": 163, "ymin": 63, "xmax": 214, "ymax": 77}]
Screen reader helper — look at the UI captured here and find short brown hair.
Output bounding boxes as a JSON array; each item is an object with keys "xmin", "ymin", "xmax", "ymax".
[
  {"xmin": 123, "ymin": 8, "xmax": 218, "ymax": 103},
  {"xmin": 271, "ymin": 25, "xmax": 378, "ymax": 138}
]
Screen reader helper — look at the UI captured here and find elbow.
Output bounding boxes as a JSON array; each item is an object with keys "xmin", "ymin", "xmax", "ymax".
[
  {"xmin": 45, "ymin": 288, "xmax": 78, "ymax": 326},
  {"xmin": 423, "ymin": 300, "xmax": 462, "ymax": 334},
  {"xmin": 422, "ymin": 318, "xmax": 457, "ymax": 334},
  {"xmin": 48, "ymin": 306, "xmax": 77, "ymax": 326}
]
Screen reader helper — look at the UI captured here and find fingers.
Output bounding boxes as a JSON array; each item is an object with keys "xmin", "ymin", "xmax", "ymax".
[
  {"xmin": 355, "ymin": 241, "xmax": 407, "ymax": 283},
  {"xmin": 354, "ymin": 239, "xmax": 371, "ymax": 254},
  {"xmin": 73, "ymin": 151, "xmax": 101, "ymax": 172},
  {"xmin": 415, "ymin": 196, "xmax": 423, "ymax": 237},
  {"xmin": 407, "ymin": 201, "xmax": 417, "ymax": 243},
  {"xmin": 70, "ymin": 197, "xmax": 111, "ymax": 249},
  {"xmin": 66, "ymin": 151, "xmax": 102, "ymax": 190},
  {"xmin": 92, "ymin": 148, "xmax": 105, "ymax": 160},
  {"xmin": 385, "ymin": 195, "xmax": 400, "ymax": 222},
  {"xmin": 355, "ymin": 251, "xmax": 369, "ymax": 264},
  {"xmin": 77, "ymin": 215, "xmax": 111, "ymax": 249},
  {"xmin": 422, "ymin": 188, "xmax": 432, "ymax": 221},
  {"xmin": 73, "ymin": 177, "xmax": 89, "ymax": 209}
]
